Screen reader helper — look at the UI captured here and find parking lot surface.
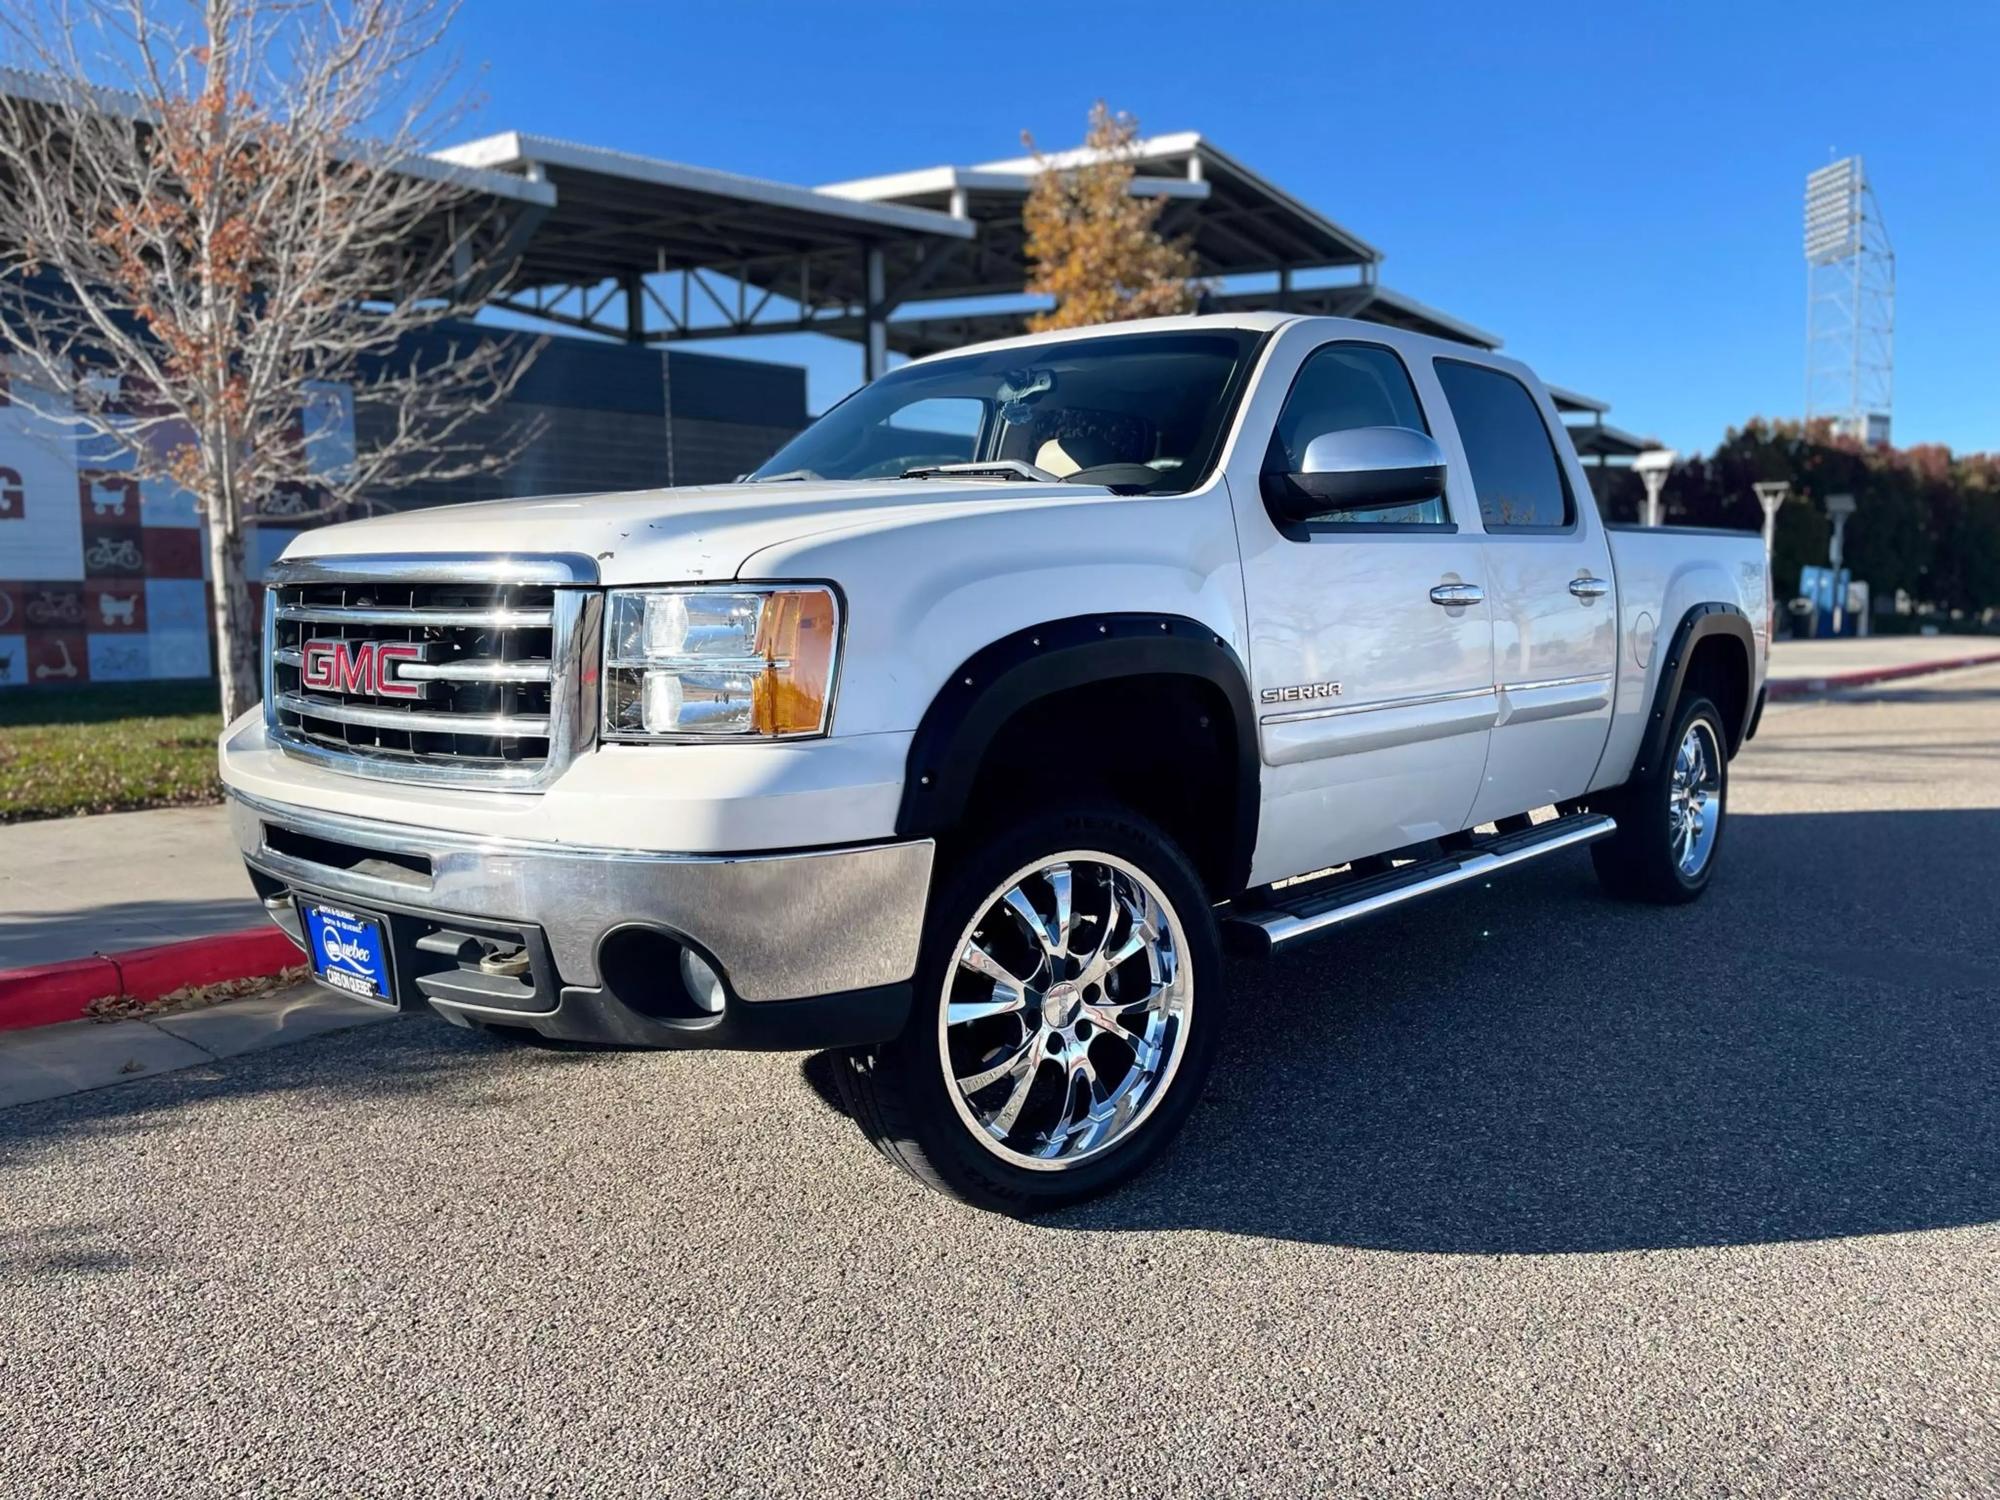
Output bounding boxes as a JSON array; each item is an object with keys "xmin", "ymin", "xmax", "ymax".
[{"xmin": 3, "ymin": 667, "xmax": 1997, "ymax": 1498}]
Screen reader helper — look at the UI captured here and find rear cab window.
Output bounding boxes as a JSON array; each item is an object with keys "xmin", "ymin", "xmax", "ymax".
[{"xmin": 1432, "ymin": 359, "xmax": 1575, "ymax": 531}]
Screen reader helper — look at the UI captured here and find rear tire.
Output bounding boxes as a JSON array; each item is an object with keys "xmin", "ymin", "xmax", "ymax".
[
  {"xmin": 1591, "ymin": 693, "xmax": 1729, "ymax": 904},
  {"xmin": 835, "ymin": 801, "xmax": 1222, "ymax": 1213}
]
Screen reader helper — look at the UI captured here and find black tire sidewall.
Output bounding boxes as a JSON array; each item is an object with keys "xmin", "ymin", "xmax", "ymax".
[
  {"xmin": 1644, "ymin": 694, "xmax": 1729, "ymax": 899},
  {"xmin": 880, "ymin": 802, "xmax": 1223, "ymax": 1213}
]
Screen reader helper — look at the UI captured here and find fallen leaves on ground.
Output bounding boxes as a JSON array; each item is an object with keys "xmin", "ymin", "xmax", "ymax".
[{"xmin": 86, "ymin": 965, "xmax": 311, "ymax": 1023}]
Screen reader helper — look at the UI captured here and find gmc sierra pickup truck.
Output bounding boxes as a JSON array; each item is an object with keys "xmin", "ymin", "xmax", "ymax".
[{"xmin": 221, "ymin": 312, "xmax": 1769, "ymax": 1211}]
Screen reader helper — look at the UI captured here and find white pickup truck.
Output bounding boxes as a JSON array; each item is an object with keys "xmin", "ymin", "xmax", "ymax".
[{"xmin": 221, "ymin": 312, "xmax": 1769, "ymax": 1210}]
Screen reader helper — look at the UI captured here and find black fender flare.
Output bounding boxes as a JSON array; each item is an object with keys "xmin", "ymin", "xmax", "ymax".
[
  {"xmin": 1633, "ymin": 602, "xmax": 1756, "ymax": 780},
  {"xmin": 895, "ymin": 614, "xmax": 1260, "ymax": 893}
]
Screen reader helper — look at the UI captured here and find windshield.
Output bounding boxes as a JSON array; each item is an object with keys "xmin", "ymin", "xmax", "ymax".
[{"xmin": 749, "ymin": 329, "xmax": 1263, "ymax": 494}]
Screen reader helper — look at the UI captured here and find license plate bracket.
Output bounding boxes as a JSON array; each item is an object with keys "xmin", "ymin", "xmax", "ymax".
[{"xmin": 299, "ymin": 900, "xmax": 397, "ymax": 1006}]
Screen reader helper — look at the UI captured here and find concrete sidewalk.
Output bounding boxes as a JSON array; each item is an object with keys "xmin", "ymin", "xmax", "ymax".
[
  {"xmin": 0, "ymin": 978, "xmax": 393, "ymax": 1109},
  {"xmin": 1767, "ymin": 635, "xmax": 2000, "ymax": 683},
  {"xmin": 0, "ymin": 804, "xmax": 259, "ymax": 970}
]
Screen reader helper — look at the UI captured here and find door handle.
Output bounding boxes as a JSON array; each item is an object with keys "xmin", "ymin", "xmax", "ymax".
[
  {"xmin": 1429, "ymin": 583, "xmax": 1484, "ymax": 607},
  {"xmin": 1568, "ymin": 576, "xmax": 1610, "ymax": 600}
]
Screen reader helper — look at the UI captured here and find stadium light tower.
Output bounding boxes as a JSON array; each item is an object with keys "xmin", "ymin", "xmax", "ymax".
[{"xmin": 1804, "ymin": 156, "xmax": 1894, "ymax": 445}]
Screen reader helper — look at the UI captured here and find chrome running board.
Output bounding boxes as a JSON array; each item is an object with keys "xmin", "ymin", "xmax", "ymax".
[{"xmin": 1226, "ymin": 812, "xmax": 1618, "ymax": 956}]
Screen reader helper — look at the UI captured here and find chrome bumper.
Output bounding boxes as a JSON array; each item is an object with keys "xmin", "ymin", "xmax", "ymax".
[{"xmin": 228, "ymin": 790, "xmax": 933, "ymax": 1004}]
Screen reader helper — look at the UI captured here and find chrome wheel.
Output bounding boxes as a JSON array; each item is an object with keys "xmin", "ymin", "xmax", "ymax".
[
  {"xmin": 938, "ymin": 851, "xmax": 1194, "ymax": 1171},
  {"xmin": 1668, "ymin": 719, "xmax": 1723, "ymax": 876}
]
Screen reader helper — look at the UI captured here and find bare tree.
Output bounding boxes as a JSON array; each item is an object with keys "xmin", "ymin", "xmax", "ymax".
[
  {"xmin": 1021, "ymin": 102, "xmax": 1202, "ymax": 333},
  {"xmin": 0, "ymin": 0, "xmax": 545, "ymax": 722}
]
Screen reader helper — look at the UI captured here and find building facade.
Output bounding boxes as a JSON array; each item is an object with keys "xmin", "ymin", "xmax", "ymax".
[{"xmin": 0, "ymin": 332, "xmax": 805, "ymax": 689}]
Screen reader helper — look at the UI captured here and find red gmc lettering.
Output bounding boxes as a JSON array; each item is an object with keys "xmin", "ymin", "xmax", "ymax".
[{"xmin": 300, "ymin": 639, "xmax": 424, "ymax": 699}]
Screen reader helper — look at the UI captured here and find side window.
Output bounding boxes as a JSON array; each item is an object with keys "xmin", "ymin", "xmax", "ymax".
[
  {"xmin": 1265, "ymin": 343, "xmax": 1444, "ymax": 527},
  {"xmin": 1433, "ymin": 359, "xmax": 1575, "ymax": 530}
]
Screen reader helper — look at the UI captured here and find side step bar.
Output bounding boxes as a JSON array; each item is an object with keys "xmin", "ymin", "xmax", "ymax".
[{"xmin": 1226, "ymin": 812, "xmax": 1618, "ymax": 957}]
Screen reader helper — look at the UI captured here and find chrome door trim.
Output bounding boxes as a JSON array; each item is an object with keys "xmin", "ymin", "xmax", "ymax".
[
  {"xmin": 1497, "ymin": 671, "xmax": 1614, "ymax": 693},
  {"xmin": 1494, "ymin": 672, "xmax": 1613, "ymax": 727},
  {"xmin": 1568, "ymin": 575, "xmax": 1611, "ymax": 600},
  {"xmin": 1261, "ymin": 687, "xmax": 1500, "ymax": 766}
]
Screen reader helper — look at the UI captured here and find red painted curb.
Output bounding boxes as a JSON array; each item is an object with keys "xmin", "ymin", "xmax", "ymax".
[
  {"xmin": 0, "ymin": 927, "xmax": 305, "ymax": 1033},
  {"xmin": 1766, "ymin": 649, "xmax": 2000, "ymax": 701}
]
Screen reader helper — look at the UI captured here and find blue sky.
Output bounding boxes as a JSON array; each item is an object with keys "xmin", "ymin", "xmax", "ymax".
[{"xmin": 449, "ymin": 0, "xmax": 1997, "ymax": 456}]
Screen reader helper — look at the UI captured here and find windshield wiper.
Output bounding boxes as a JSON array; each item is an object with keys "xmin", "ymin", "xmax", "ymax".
[{"xmin": 900, "ymin": 460, "xmax": 1062, "ymax": 484}]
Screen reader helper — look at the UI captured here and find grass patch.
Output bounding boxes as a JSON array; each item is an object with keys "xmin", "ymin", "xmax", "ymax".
[{"xmin": 0, "ymin": 681, "xmax": 227, "ymax": 823}]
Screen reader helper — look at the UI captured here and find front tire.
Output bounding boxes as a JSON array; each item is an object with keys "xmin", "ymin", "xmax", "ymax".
[
  {"xmin": 1591, "ymin": 693, "xmax": 1729, "ymax": 904},
  {"xmin": 835, "ymin": 802, "xmax": 1222, "ymax": 1213}
]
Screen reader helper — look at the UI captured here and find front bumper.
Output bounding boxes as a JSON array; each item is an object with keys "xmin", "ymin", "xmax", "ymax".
[{"xmin": 230, "ymin": 790, "xmax": 932, "ymax": 1048}]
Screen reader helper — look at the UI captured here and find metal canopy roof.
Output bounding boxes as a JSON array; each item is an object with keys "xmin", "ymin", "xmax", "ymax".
[
  {"xmin": 425, "ymin": 125, "xmax": 1632, "ymax": 424},
  {"xmin": 435, "ymin": 132, "xmax": 972, "ymax": 276},
  {"xmin": 819, "ymin": 164, "xmax": 1211, "ymax": 301},
  {"xmin": 0, "ymin": 69, "xmax": 556, "ymax": 208},
  {"xmin": 972, "ymin": 133, "xmax": 1380, "ymax": 271},
  {"xmin": 882, "ymin": 282, "xmax": 1500, "ymax": 360},
  {"xmin": 822, "ymin": 132, "xmax": 1379, "ymax": 295},
  {"xmin": 0, "ymin": 72, "xmax": 1643, "ymax": 437},
  {"xmin": 1548, "ymin": 383, "xmax": 1612, "ymax": 416},
  {"xmin": 1212, "ymin": 283, "xmax": 1501, "ymax": 349},
  {"xmin": 0, "ymin": 69, "xmax": 557, "ymax": 304},
  {"xmin": 432, "ymin": 132, "xmax": 973, "ymax": 353},
  {"xmin": 439, "ymin": 129, "xmax": 1392, "ymax": 374},
  {"xmin": 1563, "ymin": 421, "xmax": 1652, "ymax": 462}
]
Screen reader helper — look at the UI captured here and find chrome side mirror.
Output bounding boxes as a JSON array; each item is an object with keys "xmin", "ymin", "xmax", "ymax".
[{"xmin": 1262, "ymin": 425, "xmax": 1447, "ymax": 520}]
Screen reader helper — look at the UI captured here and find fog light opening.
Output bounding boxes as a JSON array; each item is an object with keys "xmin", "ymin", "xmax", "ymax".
[
  {"xmin": 679, "ymin": 948, "xmax": 727, "ymax": 1015},
  {"xmin": 596, "ymin": 925, "xmax": 730, "ymax": 1023}
]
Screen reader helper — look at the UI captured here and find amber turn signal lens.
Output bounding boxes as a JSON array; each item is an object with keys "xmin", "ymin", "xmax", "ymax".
[{"xmin": 751, "ymin": 588, "xmax": 838, "ymax": 735}]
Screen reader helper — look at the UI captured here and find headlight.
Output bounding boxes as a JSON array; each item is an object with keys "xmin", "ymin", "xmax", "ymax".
[{"xmin": 603, "ymin": 586, "xmax": 840, "ymax": 740}]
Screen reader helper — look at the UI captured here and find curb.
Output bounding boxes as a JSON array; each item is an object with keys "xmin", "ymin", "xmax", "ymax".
[
  {"xmin": 0, "ymin": 927, "xmax": 305, "ymax": 1033},
  {"xmin": 1765, "ymin": 649, "xmax": 2000, "ymax": 702}
]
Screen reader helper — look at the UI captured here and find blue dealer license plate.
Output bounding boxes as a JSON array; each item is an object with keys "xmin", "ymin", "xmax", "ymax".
[{"xmin": 301, "ymin": 902, "xmax": 394, "ymax": 1003}]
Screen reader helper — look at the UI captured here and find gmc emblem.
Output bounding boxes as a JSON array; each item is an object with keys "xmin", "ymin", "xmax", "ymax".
[{"xmin": 300, "ymin": 638, "xmax": 431, "ymax": 699}]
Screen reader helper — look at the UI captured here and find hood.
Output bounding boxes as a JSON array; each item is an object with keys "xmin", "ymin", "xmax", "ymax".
[{"xmin": 282, "ymin": 479, "xmax": 1120, "ymax": 586}]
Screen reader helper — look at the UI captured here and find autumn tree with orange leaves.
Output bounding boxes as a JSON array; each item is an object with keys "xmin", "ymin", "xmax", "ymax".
[
  {"xmin": 1021, "ymin": 103, "xmax": 1202, "ymax": 333},
  {"xmin": 0, "ymin": 0, "xmax": 542, "ymax": 721}
]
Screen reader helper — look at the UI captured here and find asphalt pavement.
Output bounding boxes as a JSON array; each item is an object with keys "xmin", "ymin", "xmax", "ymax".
[{"xmin": 3, "ymin": 667, "xmax": 1997, "ymax": 1497}]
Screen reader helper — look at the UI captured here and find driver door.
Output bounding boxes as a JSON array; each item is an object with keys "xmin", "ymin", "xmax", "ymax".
[{"xmin": 1235, "ymin": 340, "xmax": 1496, "ymax": 886}]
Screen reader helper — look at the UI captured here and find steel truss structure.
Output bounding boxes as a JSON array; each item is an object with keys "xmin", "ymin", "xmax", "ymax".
[
  {"xmin": 1804, "ymin": 157, "xmax": 1895, "ymax": 444},
  {"xmin": 435, "ymin": 131, "xmax": 1510, "ymax": 384}
]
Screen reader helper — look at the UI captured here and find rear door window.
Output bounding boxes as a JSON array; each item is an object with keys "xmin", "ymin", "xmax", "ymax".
[{"xmin": 1433, "ymin": 359, "xmax": 1575, "ymax": 531}]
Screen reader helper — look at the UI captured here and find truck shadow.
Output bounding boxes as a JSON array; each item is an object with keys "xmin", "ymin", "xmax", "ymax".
[
  {"xmin": 1047, "ymin": 806, "xmax": 2000, "ymax": 1252},
  {"xmin": 0, "ymin": 1014, "xmax": 604, "ymax": 1174}
]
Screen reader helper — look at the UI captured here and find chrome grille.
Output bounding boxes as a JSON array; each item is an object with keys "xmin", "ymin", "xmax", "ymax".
[{"xmin": 263, "ymin": 554, "xmax": 598, "ymax": 790}]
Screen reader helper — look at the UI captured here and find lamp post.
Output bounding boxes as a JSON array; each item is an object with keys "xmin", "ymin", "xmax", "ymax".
[
  {"xmin": 1633, "ymin": 447, "xmax": 1677, "ymax": 527},
  {"xmin": 1824, "ymin": 492, "xmax": 1857, "ymax": 634},
  {"xmin": 1752, "ymin": 480, "xmax": 1790, "ymax": 559}
]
